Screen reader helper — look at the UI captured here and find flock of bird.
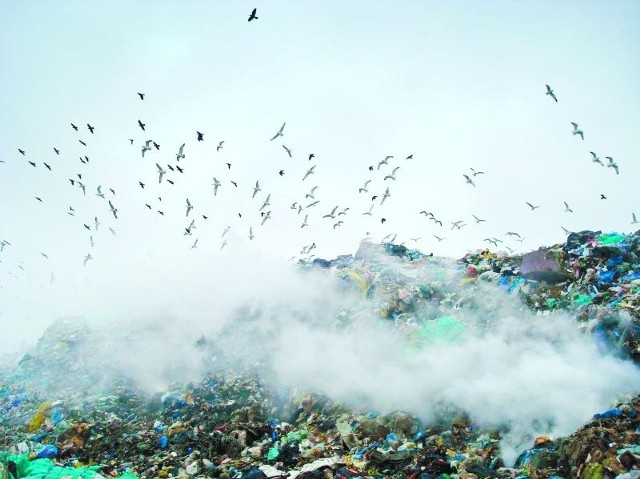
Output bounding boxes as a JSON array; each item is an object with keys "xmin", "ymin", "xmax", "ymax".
[{"xmin": 0, "ymin": 80, "xmax": 633, "ymax": 285}]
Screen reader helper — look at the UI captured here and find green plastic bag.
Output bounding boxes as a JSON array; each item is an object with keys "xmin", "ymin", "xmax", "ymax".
[{"xmin": 419, "ymin": 316, "xmax": 466, "ymax": 343}]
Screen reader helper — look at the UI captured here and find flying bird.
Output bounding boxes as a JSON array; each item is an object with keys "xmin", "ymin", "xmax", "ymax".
[
  {"xmin": 212, "ymin": 177, "xmax": 221, "ymax": 195},
  {"xmin": 176, "ymin": 165, "xmax": 184, "ymax": 174},
  {"xmin": 270, "ymin": 122, "xmax": 286, "ymax": 141},
  {"xmin": 308, "ymin": 153, "xmax": 315, "ymax": 161},
  {"xmin": 139, "ymin": 181, "xmax": 145, "ymax": 189},
  {"xmin": 545, "ymin": 84, "xmax": 558, "ymax": 102},
  {"xmin": 301, "ymin": 215, "xmax": 309, "ymax": 228},
  {"xmin": 564, "ymin": 201, "xmax": 573, "ymax": 213},
  {"xmin": 84, "ymin": 253, "xmax": 93, "ymax": 266},
  {"xmin": 571, "ymin": 122, "xmax": 584, "ymax": 140},
  {"xmin": 142, "ymin": 140, "xmax": 152, "ymax": 157},
  {"xmin": 217, "ymin": 141, "xmax": 224, "ymax": 151},
  {"xmin": 526, "ymin": 201, "xmax": 540, "ymax": 210},
  {"xmin": 279, "ymin": 170, "xmax": 285, "ymax": 176},
  {"xmin": 249, "ymin": 227, "xmax": 255, "ymax": 240},
  {"xmin": 176, "ymin": 143, "xmax": 185, "ymax": 161},
  {"xmin": 505, "ymin": 232, "xmax": 521, "ymax": 239},
  {"xmin": 333, "ymin": 221, "xmax": 344, "ymax": 229},
  {"xmin": 261, "ymin": 211, "xmax": 271, "ymax": 225},
  {"xmin": 43, "ymin": 162, "xmax": 52, "ymax": 171},
  {"xmin": 359, "ymin": 180, "xmax": 371, "ymax": 193},
  {"xmin": 260, "ymin": 194, "xmax": 271, "ymax": 211},
  {"xmin": 71, "ymin": 123, "xmax": 78, "ymax": 131},
  {"xmin": 590, "ymin": 152, "xmax": 603, "ymax": 166},
  {"xmin": 632, "ymin": 213, "xmax": 638, "ymax": 225},
  {"xmin": 77, "ymin": 182, "xmax": 86, "ymax": 195},
  {"xmin": 323, "ymin": 205, "xmax": 339, "ymax": 219},
  {"xmin": 94, "ymin": 216, "xmax": 100, "ymax": 231},
  {"xmin": 384, "ymin": 166, "xmax": 400, "ymax": 181},
  {"xmin": 186, "ymin": 198, "xmax": 193, "ymax": 216},
  {"xmin": 377, "ymin": 156, "xmax": 393, "ymax": 170},
  {"xmin": 252, "ymin": 181, "xmax": 261, "ymax": 198},
  {"xmin": 156, "ymin": 163, "xmax": 166, "ymax": 183},
  {"xmin": 138, "ymin": 92, "xmax": 145, "ymax": 100},
  {"xmin": 305, "ymin": 186, "xmax": 318, "ymax": 199},
  {"xmin": 230, "ymin": 180, "xmax": 238, "ymax": 187},
  {"xmin": 35, "ymin": 197, "xmax": 43, "ymax": 202},
  {"xmin": 472, "ymin": 214, "xmax": 486, "ymax": 223},
  {"xmin": 96, "ymin": 186, "xmax": 105, "ymax": 199},
  {"xmin": 248, "ymin": 8, "xmax": 258, "ymax": 21},
  {"xmin": 87, "ymin": 123, "xmax": 95, "ymax": 134},
  {"xmin": 79, "ymin": 140, "xmax": 87, "ymax": 146},
  {"xmin": 380, "ymin": 187, "xmax": 391, "ymax": 205},
  {"xmin": 138, "ymin": 120, "xmax": 146, "ymax": 131},
  {"xmin": 605, "ymin": 157, "xmax": 619, "ymax": 175},
  {"xmin": 433, "ymin": 235, "xmax": 445, "ymax": 242},
  {"xmin": 282, "ymin": 145, "xmax": 292, "ymax": 157},
  {"xmin": 470, "ymin": 168, "xmax": 484, "ymax": 176},
  {"xmin": 197, "ymin": 131, "xmax": 204, "ymax": 141},
  {"xmin": 463, "ymin": 174, "xmax": 475, "ymax": 186},
  {"xmin": 191, "ymin": 239, "xmax": 199, "ymax": 249},
  {"xmin": 28, "ymin": 161, "xmax": 36, "ymax": 167},
  {"xmin": 53, "ymin": 148, "xmax": 60, "ymax": 155},
  {"xmin": 153, "ymin": 141, "xmax": 160, "ymax": 150},
  {"xmin": 108, "ymin": 201, "xmax": 118, "ymax": 219},
  {"xmin": 303, "ymin": 165, "xmax": 316, "ymax": 181},
  {"xmin": 18, "ymin": 149, "xmax": 25, "ymax": 155},
  {"xmin": 600, "ymin": 194, "xmax": 607, "ymax": 200}
]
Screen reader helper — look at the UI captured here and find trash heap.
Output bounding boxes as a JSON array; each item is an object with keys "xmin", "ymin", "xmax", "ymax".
[{"xmin": 1, "ymin": 230, "xmax": 640, "ymax": 479}]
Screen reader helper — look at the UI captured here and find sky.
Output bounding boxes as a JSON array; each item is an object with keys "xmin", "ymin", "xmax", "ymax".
[{"xmin": 0, "ymin": 1, "xmax": 639, "ymax": 350}]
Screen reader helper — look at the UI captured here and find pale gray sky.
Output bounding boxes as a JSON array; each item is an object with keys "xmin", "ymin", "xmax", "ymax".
[{"xmin": 0, "ymin": 1, "xmax": 639, "ymax": 351}]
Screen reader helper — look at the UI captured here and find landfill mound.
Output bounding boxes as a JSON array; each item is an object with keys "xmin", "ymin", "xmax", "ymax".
[{"xmin": 2, "ymin": 230, "xmax": 640, "ymax": 479}]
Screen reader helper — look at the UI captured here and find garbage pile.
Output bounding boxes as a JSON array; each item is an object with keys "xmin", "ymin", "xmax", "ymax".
[{"xmin": 1, "ymin": 230, "xmax": 640, "ymax": 479}]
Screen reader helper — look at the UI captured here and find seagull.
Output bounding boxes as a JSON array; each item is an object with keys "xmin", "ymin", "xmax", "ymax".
[
  {"xmin": 600, "ymin": 194, "xmax": 607, "ymax": 200},
  {"xmin": 87, "ymin": 123, "xmax": 95, "ymax": 134},
  {"xmin": 139, "ymin": 181, "xmax": 145, "ymax": 189},
  {"xmin": 545, "ymin": 84, "xmax": 558, "ymax": 102},
  {"xmin": 368, "ymin": 166, "xmax": 374, "ymax": 171},
  {"xmin": 138, "ymin": 120, "xmax": 146, "ymax": 131},
  {"xmin": 323, "ymin": 206, "xmax": 339, "ymax": 219},
  {"xmin": 420, "ymin": 211, "xmax": 434, "ymax": 218},
  {"xmin": 463, "ymin": 174, "xmax": 475, "ymax": 186},
  {"xmin": 129, "ymin": 139, "xmax": 134, "ymax": 144},
  {"xmin": 217, "ymin": 141, "xmax": 224, "ymax": 152},
  {"xmin": 590, "ymin": 152, "xmax": 603, "ymax": 166},
  {"xmin": 167, "ymin": 165, "xmax": 175, "ymax": 172},
  {"xmin": 525, "ymin": 201, "xmax": 540, "ymax": 211},
  {"xmin": 505, "ymin": 232, "xmax": 521, "ymax": 239},
  {"xmin": 109, "ymin": 188, "xmax": 115, "ymax": 195},
  {"xmin": 270, "ymin": 122, "xmax": 286, "ymax": 141},
  {"xmin": 184, "ymin": 219, "xmax": 195, "ymax": 235},
  {"xmin": 226, "ymin": 162, "xmax": 232, "ymax": 170},
  {"xmin": 434, "ymin": 235, "xmax": 445, "ymax": 242},
  {"xmin": 153, "ymin": 142, "xmax": 160, "ymax": 150},
  {"xmin": 220, "ymin": 240, "xmax": 228, "ymax": 250},
  {"xmin": 282, "ymin": 145, "xmax": 292, "ymax": 157},
  {"xmin": 305, "ymin": 186, "xmax": 318, "ymax": 199},
  {"xmin": 108, "ymin": 201, "xmax": 118, "ymax": 219},
  {"xmin": 564, "ymin": 201, "xmax": 573, "ymax": 213},
  {"xmin": 571, "ymin": 122, "xmax": 584, "ymax": 140},
  {"xmin": 338, "ymin": 207, "xmax": 350, "ymax": 216},
  {"xmin": 186, "ymin": 198, "xmax": 193, "ymax": 217},
  {"xmin": 470, "ymin": 168, "xmax": 485, "ymax": 176},
  {"xmin": 142, "ymin": 140, "xmax": 152, "ymax": 157},
  {"xmin": 96, "ymin": 186, "xmax": 105, "ymax": 199},
  {"xmin": 53, "ymin": 148, "xmax": 59, "ymax": 155},
  {"xmin": 156, "ymin": 163, "xmax": 166, "ymax": 183},
  {"xmin": 248, "ymin": 8, "xmax": 258, "ymax": 21},
  {"xmin": 83, "ymin": 253, "xmax": 93, "ymax": 266},
  {"xmin": 197, "ymin": 131, "xmax": 204, "ymax": 141},
  {"xmin": 362, "ymin": 204, "xmax": 374, "ymax": 216},
  {"xmin": 377, "ymin": 156, "xmax": 393, "ymax": 170},
  {"xmin": 261, "ymin": 211, "xmax": 271, "ymax": 225},
  {"xmin": 472, "ymin": 214, "xmax": 486, "ymax": 223},
  {"xmin": 252, "ymin": 180, "xmax": 261, "ymax": 198},
  {"xmin": 279, "ymin": 170, "xmax": 285, "ymax": 176},
  {"xmin": 77, "ymin": 182, "xmax": 86, "ymax": 196},
  {"xmin": 43, "ymin": 162, "xmax": 52, "ymax": 171},
  {"xmin": 79, "ymin": 140, "xmax": 87, "ymax": 146},
  {"xmin": 303, "ymin": 165, "xmax": 316, "ymax": 181},
  {"xmin": 260, "ymin": 194, "xmax": 271, "ymax": 211},
  {"xmin": 28, "ymin": 161, "xmax": 36, "ymax": 167},
  {"xmin": 451, "ymin": 220, "xmax": 465, "ymax": 230},
  {"xmin": 484, "ymin": 238, "xmax": 501, "ymax": 247},
  {"xmin": 109, "ymin": 227, "xmax": 116, "ymax": 235},
  {"xmin": 171, "ymin": 144, "xmax": 184, "ymax": 163},
  {"xmin": 632, "ymin": 213, "xmax": 638, "ymax": 225},
  {"xmin": 71, "ymin": 123, "xmax": 78, "ymax": 131},
  {"xmin": 41, "ymin": 252, "xmax": 48, "ymax": 259},
  {"xmin": 359, "ymin": 180, "xmax": 371, "ymax": 193},
  {"xmin": 380, "ymin": 187, "xmax": 391, "ymax": 205},
  {"xmin": 231, "ymin": 180, "xmax": 238, "ymax": 188},
  {"xmin": 384, "ymin": 166, "xmax": 400, "ymax": 181},
  {"xmin": 18, "ymin": 149, "xmax": 25, "ymax": 155},
  {"xmin": 222, "ymin": 226, "xmax": 231, "ymax": 238},
  {"xmin": 381, "ymin": 218, "xmax": 387, "ymax": 224},
  {"xmin": 333, "ymin": 221, "xmax": 344, "ymax": 229},
  {"xmin": 249, "ymin": 227, "xmax": 255, "ymax": 240},
  {"xmin": 212, "ymin": 177, "xmax": 221, "ymax": 195},
  {"xmin": 605, "ymin": 157, "xmax": 619, "ymax": 175},
  {"xmin": 90, "ymin": 235, "xmax": 95, "ymax": 248},
  {"xmin": 94, "ymin": 216, "xmax": 100, "ymax": 231},
  {"xmin": 176, "ymin": 165, "xmax": 184, "ymax": 173},
  {"xmin": 68, "ymin": 207, "xmax": 75, "ymax": 216},
  {"xmin": 301, "ymin": 215, "xmax": 309, "ymax": 228},
  {"xmin": 291, "ymin": 202, "xmax": 298, "ymax": 210},
  {"xmin": 306, "ymin": 200, "xmax": 320, "ymax": 209},
  {"xmin": 308, "ymin": 153, "xmax": 315, "ymax": 161},
  {"xmin": 35, "ymin": 197, "xmax": 43, "ymax": 202},
  {"xmin": 191, "ymin": 239, "xmax": 199, "ymax": 249}
]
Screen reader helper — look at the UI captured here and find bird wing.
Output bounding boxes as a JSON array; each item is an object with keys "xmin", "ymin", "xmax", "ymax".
[
  {"xmin": 571, "ymin": 122, "xmax": 578, "ymax": 129},
  {"xmin": 279, "ymin": 122, "xmax": 286, "ymax": 133}
]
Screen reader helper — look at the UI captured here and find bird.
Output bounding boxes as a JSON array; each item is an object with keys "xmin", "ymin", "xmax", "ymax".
[
  {"xmin": 138, "ymin": 92, "xmax": 145, "ymax": 100},
  {"xmin": 323, "ymin": 206, "xmax": 339, "ymax": 219},
  {"xmin": 217, "ymin": 141, "xmax": 224, "ymax": 152},
  {"xmin": 525, "ymin": 201, "xmax": 540, "ymax": 210},
  {"xmin": 377, "ymin": 156, "xmax": 393, "ymax": 170},
  {"xmin": 306, "ymin": 200, "xmax": 320, "ymax": 209},
  {"xmin": 564, "ymin": 201, "xmax": 573, "ymax": 213},
  {"xmin": 226, "ymin": 162, "xmax": 232, "ymax": 170},
  {"xmin": 252, "ymin": 181, "xmax": 261, "ymax": 198},
  {"xmin": 129, "ymin": 139, "xmax": 134, "ymax": 145},
  {"xmin": 249, "ymin": 227, "xmax": 255, "ymax": 240},
  {"xmin": 282, "ymin": 145, "xmax": 292, "ymax": 157},
  {"xmin": 406, "ymin": 154, "xmax": 413, "ymax": 160},
  {"xmin": 138, "ymin": 120, "xmax": 146, "ymax": 131},
  {"xmin": 261, "ymin": 211, "xmax": 271, "ymax": 225},
  {"xmin": 77, "ymin": 182, "xmax": 86, "ymax": 196},
  {"xmin": 605, "ymin": 157, "xmax": 619, "ymax": 175},
  {"xmin": 450, "ymin": 220, "xmax": 465, "ymax": 230},
  {"xmin": 184, "ymin": 219, "xmax": 195, "ymax": 235},
  {"xmin": 83, "ymin": 254, "xmax": 93, "ymax": 266},
  {"xmin": 197, "ymin": 131, "xmax": 204, "ymax": 141},
  {"xmin": 43, "ymin": 162, "xmax": 52, "ymax": 171},
  {"xmin": 176, "ymin": 165, "xmax": 184, "ymax": 173},
  {"xmin": 248, "ymin": 8, "xmax": 258, "ymax": 21},
  {"xmin": 371, "ymin": 195, "xmax": 378, "ymax": 201},
  {"xmin": 108, "ymin": 200, "xmax": 118, "ymax": 219},
  {"xmin": 87, "ymin": 123, "xmax": 95, "ymax": 134},
  {"xmin": 139, "ymin": 181, "xmax": 145, "ymax": 189},
  {"xmin": 28, "ymin": 161, "xmax": 36, "ymax": 167},
  {"xmin": 338, "ymin": 207, "xmax": 350, "ymax": 216},
  {"xmin": 230, "ymin": 180, "xmax": 238, "ymax": 188},
  {"xmin": 18, "ymin": 148, "xmax": 25, "ymax": 155},
  {"xmin": 505, "ymin": 232, "xmax": 521, "ymax": 239},
  {"xmin": 333, "ymin": 221, "xmax": 344, "ymax": 229},
  {"xmin": 632, "ymin": 213, "xmax": 638, "ymax": 225},
  {"xmin": 71, "ymin": 123, "xmax": 78, "ymax": 131},
  {"xmin": 472, "ymin": 214, "xmax": 486, "ymax": 223},
  {"xmin": 359, "ymin": 180, "xmax": 371, "ymax": 193},
  {"xmin": 433, "ymin": 235, "xmax": 445, "ymax": 242},
  {"xmin": 94, "ymin": 216, "xmax": 100, "ymax": 231},
  {"xmin": 212, "ymin": 177, "xmax": 221, "ymax": 195},
  {"xmin": 176, "ymin": 143, "xmax": 185, "ymax": 161},
  {"xmin": 384, "ymin": 166, "xmax": 400, "ymax": 181},
  {"xmin": 470, "ymin": 168, "xmax": 484, "ymax": 176},
  {"xmin": 571, "ymin": 122, "xmax": 584, "ymax": 140},
  {"xmin": 53, "ymin": 148, "xmax": 59, "ymax": 155},
  {"xmin": 260, "ymin": 194, "xmax": 271, "ymax": 211},
  {"xmin": 420, "ymin": 211, "xmax": 434, "ymax": 218},
  {"xmin": 220, "ymin": 240, "xmax": 228, "ymax": 250},
  {"xmin": 191, "ymin": 239, "xmax": 199, "ymax": 249},
  {"xmin": 561, "ymin": 226, "xmax": 573, "ymax": 235},
  {"xmin": 271, "ymin": 123, "xmax": 286, "ymax": 141},
  {"xmin": 79, "ymin": 140, "xmax": 87, "ymax": 146},
  {"xmin": 153, "ymin": 141, "xmax": 160, "ymax": 150},
  {"xmin": 96, "ymin": 186, "xmax": 105, "ymax": 199},
  {"xmin": 186, "ymin": 198, "xmax": 193, "ymax": 216},
  {"xmin": 35, "ymin": 197, "xmax": 43, "ymax": 202},
  {"xmin": 590, "ymin": 152, "xmax": 603, "ymax": 166},
  {"xmin": 368, "ymin": 166, "xmax": 374, "ymax": 171},
  {"xmin": 380, "ymin": 187, "xmax": 391, "ymax": 205},
  {"xmin": 484, "ymin": 238, "xmax": 501, "ymax": 247},
  {"xmin": 301, "ymin": 215, "xmax": 309, "ymax": 228},
  {"xmin": 303, "ymin": 165, "xmax": 316, "ymax": 181},
  {"xmin": 305, "ymin": 186, "xmax": 318, "ymax": 199},
  {"xmin": 381, "ymin": 218, "xmax": 387, "ymax": 224},
  {"xmin": 600, "ymin": 194, "xmax": 607, "ymax": 200},
  {"xmin": 463, "ymin": 174, "xmax": 475, "ymax": 186},
  {"xmin": 545, "ymin": 84, "xmax": 558, "ymax": 102},
  {"xmin": 142, "ymin": 140, "xmax": 152, "ymax": 157},
  {"xmin": 222, "ymin": 226, "xmax": 231, "ymax": 238},
  {"xmin": 90, "ymin": 235, "xmax": 95, "ymax": 248},
  {"xmin": 308, "ymin": 153, "xmax": 315, "ymax": 161},
  {"xmin": 156, "ymin": 164, "xmax": 166, "ymax": 183},
  {"xmin": 109, "ymin": 227, "xmax": 116, "ymax": 235},
  {"xmin": 41, "ymin": 252, "xmax": 48, "ymax": 259},
  {"xmin": 145, "ymin": 204, "xmax": 152, "ymax": 210},
  {"xmin": 279, "ymin": 170, "xmax": 285, "ymax": 176}
]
